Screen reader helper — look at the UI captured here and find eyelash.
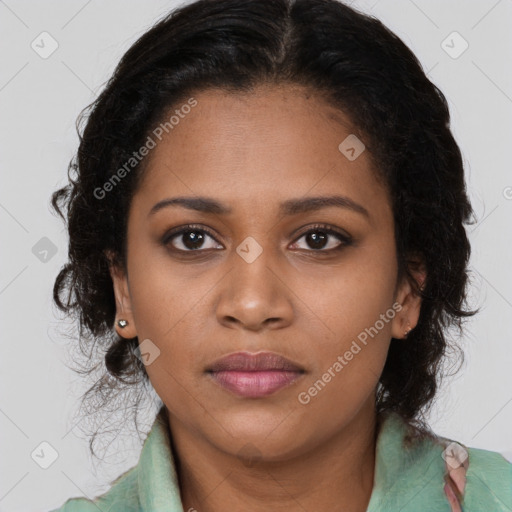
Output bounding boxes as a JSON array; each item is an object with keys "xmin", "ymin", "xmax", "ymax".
[{"xmin": 162, "ymin": 223, "xmax": 353, "ymax": 255}]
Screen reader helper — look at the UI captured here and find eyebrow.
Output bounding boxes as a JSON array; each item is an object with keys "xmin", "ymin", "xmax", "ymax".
[{"xmin": 148, "ymin": 195, "xmax": 370, "ymax": 218}]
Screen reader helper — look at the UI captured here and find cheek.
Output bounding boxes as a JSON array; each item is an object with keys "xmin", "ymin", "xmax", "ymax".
[
  {"xmin": 124, "ymin": 252, "xmax": 204, "ymax": 386},
  {"xmin": 128, "ymin": 272, "xmax": 203, "ymax": 414},
  {"xmin": 296, "ymin": 270, "xmax": 396, "ymax": 420},
  {"xmin": 126, "ymin": 237, "xmax": 205, "ymax": 339},
  {"xmin": 129, "ymin": 275, "xmax": 204, "ymax": 365},
  {"xmin": 298, "ymin": 243, "xmax": 397, "ymax": 389},
  {"xmin": 304, "ymin": 247, "xmax": 397, "ymax": 341}
]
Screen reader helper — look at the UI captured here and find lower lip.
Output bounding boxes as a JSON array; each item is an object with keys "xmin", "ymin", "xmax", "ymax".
[{"xmin": 208, "ymin": 370, "xmax": 303, "ymax": 398}]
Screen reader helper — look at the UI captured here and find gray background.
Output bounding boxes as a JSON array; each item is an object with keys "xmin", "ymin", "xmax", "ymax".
[{"xmin": 1, "ymin": 0, "xmax": 511, "ymax": 510}]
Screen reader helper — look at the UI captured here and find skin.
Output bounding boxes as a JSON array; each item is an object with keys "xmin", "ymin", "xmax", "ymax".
[{"xmin": 108, "ymin": 83, "xmax": 426, "ymax": 512}]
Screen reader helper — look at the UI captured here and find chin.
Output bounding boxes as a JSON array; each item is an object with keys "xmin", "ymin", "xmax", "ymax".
[{"xmin": 212, "ymin": 411, "xmax": 311, "ymax": 461}]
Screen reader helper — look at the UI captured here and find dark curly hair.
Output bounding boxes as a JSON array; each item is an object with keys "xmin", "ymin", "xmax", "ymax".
[{"xmin": 51, "ymin": 0, "xmax": 478, "ymax": 458}]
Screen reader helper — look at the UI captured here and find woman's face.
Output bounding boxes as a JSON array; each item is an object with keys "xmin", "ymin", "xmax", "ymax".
[{"xmin": 110, "ymin": 84, "xmax": 423, "ymax": 461}]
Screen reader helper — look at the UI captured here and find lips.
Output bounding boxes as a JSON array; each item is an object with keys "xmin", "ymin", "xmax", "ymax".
[
  {"xmin": 207, "ymin": 351, "xmax": 305, "ymax": 373},
  {"xmin": 206, "ymin": 351, "xmax": 305, "ymax": 398}
]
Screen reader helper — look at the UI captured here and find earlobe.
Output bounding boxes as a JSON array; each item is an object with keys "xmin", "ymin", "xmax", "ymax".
[
  {"xmin": 105, "ymin": 250, "xmax": 137, "ymax": 339},
  {"xmin": 391, "ymin": 256, "xmax": 427, "ymax": 340}
]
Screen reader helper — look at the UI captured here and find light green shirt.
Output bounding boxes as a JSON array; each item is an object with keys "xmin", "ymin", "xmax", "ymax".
[{"xmin": 51, "ymin": 407, "xmax": 512, "ymax": 511}]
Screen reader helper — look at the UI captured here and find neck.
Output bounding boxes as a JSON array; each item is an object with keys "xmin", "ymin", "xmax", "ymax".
[{"xmin": 168, "ymin": 398, "xmax": 378, "ymax": 512}]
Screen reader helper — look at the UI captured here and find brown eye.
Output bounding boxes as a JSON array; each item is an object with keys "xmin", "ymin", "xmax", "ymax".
[
  {"xmin": 290, "ymin": 224, "xmax": 352, "ymax": 252},
  {"xmin": 163, "ymin": 225, "xmax": 223, "ymax": 252}
]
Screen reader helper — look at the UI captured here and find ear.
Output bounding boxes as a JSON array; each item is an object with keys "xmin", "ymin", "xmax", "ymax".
[
  {"xmin": 390, "ymin": 254, "xmax": 427, "ymax": 340},
  {"xmin": 105, "ymin": 250, "xmax": 137, "ymax": 339}
]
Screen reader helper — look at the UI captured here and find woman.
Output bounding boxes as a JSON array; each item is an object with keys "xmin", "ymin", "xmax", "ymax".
[{"xmin": 50, "ymin": 0, "xmax": 512, "ymax": 510}]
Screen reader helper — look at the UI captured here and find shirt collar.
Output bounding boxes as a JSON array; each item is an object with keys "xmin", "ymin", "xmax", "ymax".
[
  {"xmin": 138, "ymin": 406, "xmax": 184, "ymax": 511},
  {"xmin": 366, "ymin": 411, "xmax": 450, "ymax": 511},
  {"xmin": 136, "ymin": 406, "xmax": 449, "ymax": 512}
]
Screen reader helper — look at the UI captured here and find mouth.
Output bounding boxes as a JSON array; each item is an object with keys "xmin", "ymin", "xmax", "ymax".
[{"xmin": 206, "ymin": 351, "xmax": 306, "ymax": 398}]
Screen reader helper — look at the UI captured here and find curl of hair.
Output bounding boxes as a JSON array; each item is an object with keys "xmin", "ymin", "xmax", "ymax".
[{"xmin": 51, "ymin": 0, "xmax": 478, "ymax": 457}]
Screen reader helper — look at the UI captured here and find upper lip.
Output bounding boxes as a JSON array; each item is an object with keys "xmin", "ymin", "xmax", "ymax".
[{"xmin": 206, "ymin": 351, "xmax": 305, "ymax": 373}]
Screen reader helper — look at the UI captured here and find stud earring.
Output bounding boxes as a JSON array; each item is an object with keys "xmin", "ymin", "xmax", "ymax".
[
  {"xmin": 117, "ymin": 319, "xmax": 128, "ymax": 328},
  {"xmin": 404, "ymin": 324, "xmax": 412, "ymax": 338}
]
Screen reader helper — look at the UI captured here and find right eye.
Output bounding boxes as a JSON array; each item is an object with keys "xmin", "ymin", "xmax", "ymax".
[{"xmin": 162, "ymin": 224, "xmax": 224, "ymax": 253}]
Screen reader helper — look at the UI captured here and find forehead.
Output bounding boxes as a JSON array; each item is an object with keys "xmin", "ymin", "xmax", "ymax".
[{"xmin": 132, "ymin": 84, "xmax": 390, "ymax": 223}]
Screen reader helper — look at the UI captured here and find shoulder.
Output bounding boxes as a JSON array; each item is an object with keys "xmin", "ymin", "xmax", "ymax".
[
  {"xmin": 434, "ymin": 430, "xmax": 512, "ymax": 511},
  {"xmin": 49, "ymin": 465, "xmax": 141, "ymax": 512},
  {"xmin": 369, "ymin": 412, "xmax": 512, "ymax": 512},
  {"xmin": 49, "ymin": 406, "xmax": 181, "ymax": 512},
  {"xmin": 462, "ymin": 444, "xmax": 512, "ymax": 511}
]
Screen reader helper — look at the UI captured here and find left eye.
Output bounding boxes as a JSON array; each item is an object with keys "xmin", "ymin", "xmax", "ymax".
[{"xmin": 290, "ymin": 226, "xmax": 351, "ymax": 251}]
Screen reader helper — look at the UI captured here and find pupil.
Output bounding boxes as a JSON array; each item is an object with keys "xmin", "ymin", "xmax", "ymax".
[
  {"xmin": 307, "ymin": 231, "xmax": 327, "ymax": 249},
  {"xmin": 184, "ymin": 231, "xmax": 204, "ymax": 249}
]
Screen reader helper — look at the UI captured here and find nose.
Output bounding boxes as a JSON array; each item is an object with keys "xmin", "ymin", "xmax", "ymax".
[{"xmin": 215, "ymin": 250, "xmax": 294, "ymax": 332}]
